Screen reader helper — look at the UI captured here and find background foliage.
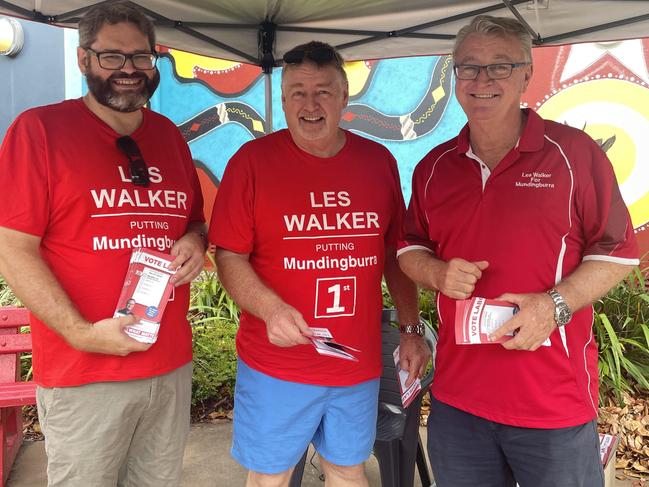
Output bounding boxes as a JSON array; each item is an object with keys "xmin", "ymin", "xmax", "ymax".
[
  {"xmin": 595, "ymin": 267, "xmax": 649, "ymax": 404},
  {"xmin": 188, "ymin": 256, "xmax": 239, "ymax": 408}
]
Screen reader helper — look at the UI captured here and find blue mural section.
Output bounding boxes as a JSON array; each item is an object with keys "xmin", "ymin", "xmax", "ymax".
[
  {"xmin": 151, "ymin": 56, "xmax": 268, "ymax": 186},
  {"xmin": 347, "ymin": 56, "xmax": 466, "ymax": 198}
]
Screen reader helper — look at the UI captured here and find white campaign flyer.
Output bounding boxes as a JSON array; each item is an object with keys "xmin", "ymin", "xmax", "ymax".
[{"xmin": 132, "ymin": 267, "xmax": 171, "ymax": 306}]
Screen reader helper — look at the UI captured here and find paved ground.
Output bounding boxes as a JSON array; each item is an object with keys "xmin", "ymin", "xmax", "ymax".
[
  {"xmin": 6, "ymin": 422, "xmax": 638, "ymax": 486},
  {"xmin": 7, "ymin": 422, "xmax": 406, "ymax": 487}
]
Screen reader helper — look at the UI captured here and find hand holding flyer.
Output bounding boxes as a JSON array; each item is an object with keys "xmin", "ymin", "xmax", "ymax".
[
  {"xmin": 455, "ymin": 297, "xmax": 551, "ymax": 346},
  {"xmin": 455, "ymin": 297, "xmax": 519, "ymax": 344},
  {"xmin": 114, "ymin": 248, "xmax": 176, "ymax": 344},
  {"xmin": 393, "ymin": 345, "xmax": 421, "ymax": 407}
]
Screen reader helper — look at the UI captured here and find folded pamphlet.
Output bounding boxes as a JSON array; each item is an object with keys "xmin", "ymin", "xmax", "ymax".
[
  {"xmin": 114, "ymin": 248, "xmax": 176, "ymax": 344},
  {"xmin": 599, "ymin": 433, "xmax": 619, "ymax": 466},
  {"xmin": 309, "ymin": 327, "xmax": 360, "ymax": 361},
  {"xmin": 455, "ymin": 297, "xmax": 550, "ymax": 346}
]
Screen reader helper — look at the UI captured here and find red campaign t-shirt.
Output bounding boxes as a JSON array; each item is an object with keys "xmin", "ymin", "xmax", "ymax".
[
  {"xmin": 209, "ymin": 129, "xmax": 405, "ymax": 386},
  {"xmin": 399, "ymin": 109, "xmax": 639, "ymax": 428},
  {"xmin": 0, "ymin": 99, "xmax": 204, "ymax": 387}
]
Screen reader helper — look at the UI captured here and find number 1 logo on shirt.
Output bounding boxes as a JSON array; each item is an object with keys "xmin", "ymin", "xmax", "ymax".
[{"xmin": 314, "ymin": 277, "xmax": 356, "ymax": 318}]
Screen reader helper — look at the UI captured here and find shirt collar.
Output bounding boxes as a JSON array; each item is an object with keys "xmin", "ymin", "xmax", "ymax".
[{"xmin": 456, "ymin": 108, "xmax": 545, "ymax": 155}]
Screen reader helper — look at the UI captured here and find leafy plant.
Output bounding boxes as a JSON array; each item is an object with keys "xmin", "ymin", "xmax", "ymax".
[
  {"xmin": 189, "ymin": 263, "xmax": 239, "ymax": 406},
  {"xmin": 594, "ymin": 266, "xmax": 649, "ymax": 404},
  {"xmin": 0, "ymin": 275, "xmax": 21, "ymax": 307}
]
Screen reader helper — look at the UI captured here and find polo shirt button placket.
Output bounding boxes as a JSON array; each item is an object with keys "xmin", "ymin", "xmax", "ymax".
[{"xmin": 480, "ymin": 164, "xmax": 491, "ymax": 192}]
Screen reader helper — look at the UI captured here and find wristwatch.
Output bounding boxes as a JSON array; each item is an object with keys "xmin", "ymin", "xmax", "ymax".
[
  {"xmin": 399, "ymin": 321, "xmax": 425, "ymax": 336},
  {"xmin": 547, "ymin": 288, "xmax": 572, "ymax": 326}
]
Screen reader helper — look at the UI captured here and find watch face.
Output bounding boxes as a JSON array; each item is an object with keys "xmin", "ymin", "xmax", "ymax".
[{"xmin": 557, "ymin": 307, "xmax": 572, "ymax": 325}]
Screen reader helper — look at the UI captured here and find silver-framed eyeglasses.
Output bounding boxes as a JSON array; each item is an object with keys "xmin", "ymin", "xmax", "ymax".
[
  {"xmin": 86, "ymin": 48, "xmax": 158, "ymax": 70},
  {"xmin": 453, "ymin": 62, "xmax": 530, "ymax": 80}
]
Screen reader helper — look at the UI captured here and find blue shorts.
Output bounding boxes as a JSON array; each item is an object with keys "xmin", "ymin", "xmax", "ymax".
[{"xmin": 232, "ymin": 359, "xmax": 379, "ymax": 474}]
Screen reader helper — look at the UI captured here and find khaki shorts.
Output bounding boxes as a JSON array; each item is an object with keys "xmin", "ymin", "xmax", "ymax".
[{"xmin": 36, "ymin": 363, "xmax": 192, "ymax": 487}]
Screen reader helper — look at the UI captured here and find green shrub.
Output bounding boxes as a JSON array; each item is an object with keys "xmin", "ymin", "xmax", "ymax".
[
  {"xmin": 0, "ymin": 275, "xmax": 21, "ymax": 307},
  {"xmin": 189, "ymin": 267, "xmax": 239, "ymax": 406},
  {"xmin": 594, "ymin": 267, "xmax": 649, "ymax": 404}
]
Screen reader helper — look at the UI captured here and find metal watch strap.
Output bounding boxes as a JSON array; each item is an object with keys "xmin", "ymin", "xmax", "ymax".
[
  {"xmin": 547, "ymin": 288, "xmax": 572, "ymax": 326},
  {"xmin": 399, "ymin": 322, "xmax": 425, "ymax": 336}
]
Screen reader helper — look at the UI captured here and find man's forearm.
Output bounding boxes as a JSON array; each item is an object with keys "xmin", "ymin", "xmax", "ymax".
[
  {"xmin": 214, "ymin": 248, "xmax": 287, "ymax": 322},
  {"xmin": 556, "ymin": 259, "xmax": 635, "ymax": 313},
  {"xmin": 384, "ymin": 249, "xmax": 419, "ymax": 324},
  {"xmin": 397, "ymin": 249, "xmax": 445, "ymax": 292},
  {"xmin": 0, "ymin": 227, "xmax": 90, "ymax": 343}
]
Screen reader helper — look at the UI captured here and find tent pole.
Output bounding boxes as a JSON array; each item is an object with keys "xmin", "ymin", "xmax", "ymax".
[
  {"xmin": 265, "ymin": 72, "xmax": 273, "ymax": 134},
  {"xmin": 259, "ymin": 20, "xmax": 276, "ymax": 134}
]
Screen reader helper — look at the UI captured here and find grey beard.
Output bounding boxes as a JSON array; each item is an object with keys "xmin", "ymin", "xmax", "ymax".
[
  {"xmin": 103, "ymin": 90, "xmax": 150, "ymax": 112},
  {"xmin": 85, "ymin": 70, "xmax": 160, "ymax": 113}
]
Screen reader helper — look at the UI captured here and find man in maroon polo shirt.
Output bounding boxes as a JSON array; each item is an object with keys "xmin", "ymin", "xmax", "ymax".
[{"xmin": 398, "ymin": 15, "xmax": 639, "ymax": 487}]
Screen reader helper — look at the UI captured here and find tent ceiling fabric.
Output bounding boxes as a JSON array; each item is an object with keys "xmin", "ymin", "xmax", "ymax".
[{"xmin": 1, "ymin": 0, "xmax": 649, "ymax": 65}]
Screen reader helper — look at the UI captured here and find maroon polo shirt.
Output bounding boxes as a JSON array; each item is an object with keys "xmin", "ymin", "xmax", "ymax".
[{"xmin": 400, "ymin": 109, "xmax": 638, "ymax": 428}]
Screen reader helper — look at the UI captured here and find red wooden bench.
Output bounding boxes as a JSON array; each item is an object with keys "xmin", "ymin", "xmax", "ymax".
[{"xmin": 0, "ymin": 307, "xmax": 36, "ymax": 486}]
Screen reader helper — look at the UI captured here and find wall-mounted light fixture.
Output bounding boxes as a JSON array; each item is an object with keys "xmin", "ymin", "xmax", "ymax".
[{"xmin": 0, "ymin": 16, "xmax": 24, "ymax": 57}]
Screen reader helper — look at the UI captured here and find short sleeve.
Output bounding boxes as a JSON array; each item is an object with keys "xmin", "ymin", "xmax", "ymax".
[
  {"xmin": 383, "ymin": 153, "xmax": 406, "ymax": 248},
  {"xmin": 397, "ymin": 160, "xmax": 436, "ymax": 257},
  {"xmin": 0, "ymin": 111, "xmax": 50, "ymax": 237},
  {"xmin": 208, "ymin": 144, "xmax": 255, "ymax": 254},
  {"xmin": 576, "ymin": 138, "xmax": 638, "ymax": 264}
]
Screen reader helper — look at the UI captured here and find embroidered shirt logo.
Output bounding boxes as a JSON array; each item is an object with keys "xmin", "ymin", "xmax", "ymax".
[{"xmin": 515, "ymin": 171, "xmax": 555, "ymax": 189}]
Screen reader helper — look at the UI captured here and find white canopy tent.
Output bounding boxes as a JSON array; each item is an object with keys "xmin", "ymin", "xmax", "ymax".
[
  {"xmin": 2, "ymin": 0, "xmax": 649, "ymax": 67},
  {"xmin": 2, "ymin": 0, "xmax": 648, "ymax": 127}
]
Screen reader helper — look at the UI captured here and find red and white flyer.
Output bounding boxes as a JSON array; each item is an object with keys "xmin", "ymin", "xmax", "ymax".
[
  {"xmin": 393, "ymin": 345, "xmax": 421, "ymax": 408},
  {"xmin": 599, "ymin": 433, "xmax": 619, "ymax": 466},
  {"xmin": 455, "ymin": 297, "xmax": 519, "ymax": 345},
  {"xmin": 308, "ymin": 327, "xmax": 360, "ymax": 361},
  {"xmin": 455, "ymin": 297, "xmax": 550, "ymax": 346},
  {"xmin": 114, "ymin": 248, "xmax": 176, "ymax": 344}
]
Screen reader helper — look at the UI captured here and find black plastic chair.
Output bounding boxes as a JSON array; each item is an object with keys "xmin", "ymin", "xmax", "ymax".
[{"xmin": 289, "ymin": 308, "xmax": 437, "ymax": 487}]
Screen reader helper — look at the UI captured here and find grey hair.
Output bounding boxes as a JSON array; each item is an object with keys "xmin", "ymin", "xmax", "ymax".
[
  {"xmin": 453, "ymin": 15, "xmax": 532, "ymax": 63},
  {"xmin": 78, "ymin": 0, "xmax": 156, "ymax": 51},
  {"xmin": 281, "ymin": 41, "xmax": 348, "ymax": 85}
]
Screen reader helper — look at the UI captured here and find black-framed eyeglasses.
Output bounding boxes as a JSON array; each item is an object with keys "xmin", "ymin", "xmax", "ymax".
[
  {"xmin": 116, "ymin": 136, "xmax": 150, "ymax": 187},
  {"xmin": 86, "ymin": 48, "xmax": 158, "ymax": 70},
  {"xmin": 453, "ymin": 62, "xmax": 530, "ymax": 80},
  {"xmin": 283, "ymin": 45, "xmax": 343, "ymax": 67}
]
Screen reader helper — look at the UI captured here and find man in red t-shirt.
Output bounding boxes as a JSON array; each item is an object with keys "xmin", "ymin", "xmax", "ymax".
[
  {"xmin": 0, "ymin": 2, "xmax": 205, "ymax": 486},
  {"xmin": 209, "ymin": 41, "xmax": 430, "ymax": 486},
  {"xmin": 398, "ymin": 15, "xmax": 639, "ymax": 487}
]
